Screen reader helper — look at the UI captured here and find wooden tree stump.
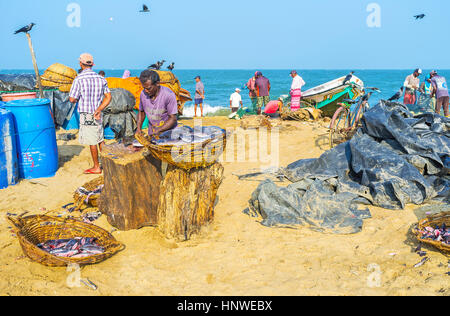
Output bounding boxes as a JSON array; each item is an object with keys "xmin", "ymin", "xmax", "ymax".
[
  {"xmin": 99, "ymin": 143, "xmax": 224, "ymax": 239},
  {"xmin": 157, "ymin": 163, "xmax": 224, "ymax": 240},
  {"xmin": 99, "ymin": 144, "xmax": 163, "ymax": 230}
]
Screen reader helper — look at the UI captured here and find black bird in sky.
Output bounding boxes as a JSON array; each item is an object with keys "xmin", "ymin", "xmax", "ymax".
[
  {"xmin": 14, "ymin": 23, "xmax": 36, "ymax": 34},
  {"xmin": 343, "ymin": 71, "xmax": 354, "ymax": 85},
  {"xmin": 388, "ymin": 87, "xmax": 404, "ymax": 102},
  {"xmin": 414, "ymin": 14, "xmax": 425, "ymax": 20},
  {"xmin": 167, "ymin": 62, "xmax": 175, "ymax": 71},
  {"xmin": 140, "ymin": 4, "xmax": 150, "ymax": 13}
]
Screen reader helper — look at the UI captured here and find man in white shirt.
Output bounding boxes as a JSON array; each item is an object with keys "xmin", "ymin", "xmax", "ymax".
[
  {"xmin": 230, "ymin": 88, "xmax": 243, "ymax": 113},
  {"xmin": 290, "ymin": 70, "xmax": 306, "ymax": 111},
  {"xmin": 403, "ymin": 68, "xmax": 421, "ymax": 105}
]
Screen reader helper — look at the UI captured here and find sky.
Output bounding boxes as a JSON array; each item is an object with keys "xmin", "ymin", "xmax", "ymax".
[{"xmin": 0, "ymin": 0, "xmax": 449, "ymax": 70}]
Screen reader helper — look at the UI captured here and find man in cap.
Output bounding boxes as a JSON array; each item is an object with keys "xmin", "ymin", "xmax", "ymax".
[
  {"xmin": 136, "ymin": 70, "xmax": 178, "ymax": 136},
  {"xmin": 194, "ymin": 76, "xmax": 205, "ymax": 117},
  {"xmin": 430, "ymin": 70, "xmax": 449, "ymax": 117},
  {"xmin": 403, "ymin": 68, "xmax": 422, "ymax": 105},
  {"xmin": 255, "ymin": 71, "xmax": 271, "ymax": 115},
  {"xmin": 69, "ymin": 53, "xmax": 112, "ymax": 174},
  {"xmin": 289, "ymin": 70, "xmax": 306, "ymax": 111},
  {"xmin": 229, "ymin": 88, "xmax": 243, "ymax": 113}
]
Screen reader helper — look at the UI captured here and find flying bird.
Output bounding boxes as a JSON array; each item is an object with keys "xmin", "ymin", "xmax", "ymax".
[
  {"xmin": 167, "ymin": 62, "xmax": 175, "ymax": 71},
  {"xmin": 343, "ymin": 71, "xmax": 354, "ymax": 85},
  {"xmin": 414, "ymin": 14, "xmax": 425, "ymax": 20},
  {"xmin": 140, "ymin": 4, "xmax": 150, "ymax": 13},
  {"xmin": 388, "ymin": 87, "xmax": 404, "ymax": 102},
  {"xmin": 14, "ymin": 23, "xmax": 36, "ymax": 35}
]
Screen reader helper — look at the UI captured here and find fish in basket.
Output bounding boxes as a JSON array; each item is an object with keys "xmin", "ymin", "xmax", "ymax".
[
  {"xmin": 7, "ymin": 215, "xmax": 125, "ymax": 267},
  {"xmin": 135, "ymin": 125, "xmax": 227, "ymax": 170},
  {"xmin": 72, "ymin": 176, "xmax": 104, "ymax": 212},
  {"xmin": 413, "ymin": 211, "xmax": 450, "ymax": 254}
]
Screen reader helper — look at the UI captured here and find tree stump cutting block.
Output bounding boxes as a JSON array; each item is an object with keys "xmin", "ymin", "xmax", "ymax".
[
  {"xmin": 99, "ymin": 143, "xmax": 224, "ymax": 239},
  {"xmin": 158, "ymin": 163, "xmax": 224, "ymax": 240},
  {"xmin": 99, "ymin": 144, "xmax": 163, "ymax": 230}
]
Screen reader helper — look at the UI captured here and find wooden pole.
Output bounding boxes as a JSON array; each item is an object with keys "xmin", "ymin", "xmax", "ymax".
[{"xmin": 26, "ymin": 33, "xmax": 43, "ymax": 98}]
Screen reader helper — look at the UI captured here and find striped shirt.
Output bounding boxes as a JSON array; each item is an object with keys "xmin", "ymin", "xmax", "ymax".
[{"xmin": 69, "ymin": 69, "xmax": 110, "ymax": 113}]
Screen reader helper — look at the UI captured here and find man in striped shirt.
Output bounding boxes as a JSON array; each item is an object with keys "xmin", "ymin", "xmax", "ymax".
[{"xmin": 69, "ymin": 53, "xmax": 112, "ymax": 174}]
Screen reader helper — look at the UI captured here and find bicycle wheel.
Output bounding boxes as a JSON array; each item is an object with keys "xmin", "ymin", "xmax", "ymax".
[
  {"xmin": 353, "ymin": 102, "xmax": 367, "ymax": 128},
  {"xmin": 329, "ymin": 107, "xmax": 350, "ymax": 149}
]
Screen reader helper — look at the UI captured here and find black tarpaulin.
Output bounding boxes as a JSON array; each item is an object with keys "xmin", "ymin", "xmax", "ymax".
[{"xmin": 247, "ymin": 101, "xmax": 450, "ymax": 234}]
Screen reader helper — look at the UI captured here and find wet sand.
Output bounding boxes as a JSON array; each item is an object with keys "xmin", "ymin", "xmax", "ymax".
[{"xmin": 0, "ymin": 117, "xmax": 448, "ymax": 296}]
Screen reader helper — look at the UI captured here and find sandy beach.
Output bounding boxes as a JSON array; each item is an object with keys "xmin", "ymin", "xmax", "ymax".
[{"xmin": 0, "ymin": 116, "xmax": 448, "ymax": 296}]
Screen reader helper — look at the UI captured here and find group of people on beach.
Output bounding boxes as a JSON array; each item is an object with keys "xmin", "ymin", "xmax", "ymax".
[
  {"xmin": 402, "ymin": 68, "xmax": 449, "ymax": 117},
  {"xmin": 68, "ymin": 52, "xmax": 449, "ymax": 175},
  {"xmin": 226, "ymin": 70, "xmax": 306, "ymax": 116}
]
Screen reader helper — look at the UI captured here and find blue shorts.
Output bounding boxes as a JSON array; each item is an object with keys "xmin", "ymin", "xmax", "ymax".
[{"xmin": 195, "ymin": 98, "xmax": 204, "ymax": 105}]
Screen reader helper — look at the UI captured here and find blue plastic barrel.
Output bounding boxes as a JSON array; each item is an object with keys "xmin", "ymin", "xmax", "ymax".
[
  {"xmin": 104, "ymin": 125, "xmax": 115, "ymax": 140},
  {"xmin": 62, "ymin": 104, "xmax": 80, "ymax": 130},
  {"xmin": 3, "ymin": 99, "xmax": 58, "ymax": 179},
  {"xmin": 0, "ymin": 107, "xmax": 19, "ymax": 189}
]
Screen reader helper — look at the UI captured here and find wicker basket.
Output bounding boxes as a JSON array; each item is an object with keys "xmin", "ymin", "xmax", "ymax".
[
  {"xmin": 135, "ymin": 132, "xmax": 226, "ymax": 170},
  {"xmin": 73, "ymin": 177, "xmax": 104, "ymax": 211},
  {"xmin": 413, "ymin": 211, "xmax": 450, "ymax": 254},
  {"xmin": 7, "ymin": 215, "xmax": 125, "ymax": 267}
]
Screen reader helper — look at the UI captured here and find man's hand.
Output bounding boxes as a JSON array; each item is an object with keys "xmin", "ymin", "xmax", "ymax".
[{"xmin": 94, "ymin": 110, "xmax": 102, "ymax": 121}]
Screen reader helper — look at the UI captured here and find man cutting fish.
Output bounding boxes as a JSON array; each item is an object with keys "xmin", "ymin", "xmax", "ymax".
[{"xmin": 136, "ymin": 70, "xmax": 178, "ymax": 136}]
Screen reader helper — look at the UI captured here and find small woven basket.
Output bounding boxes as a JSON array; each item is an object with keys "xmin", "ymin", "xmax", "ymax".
[
  {"xmin": 73, "ymin": 177, "xmax": 104, "ymax": 211},
  {"xmin": 413, "ymin": 211, "xmax": 450, "ymax": 254},
  {"xmin": 7, "ymin": 215, "xmax": 125, "ymax": 267},
  {"xmin": 135, "ymin": 132, "xmax": 226, "ymax": 170}
]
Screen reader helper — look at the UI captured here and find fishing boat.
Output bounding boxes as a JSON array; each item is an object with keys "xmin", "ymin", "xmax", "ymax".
[
  {"xmin": 178, "ymin": 88, "xmax": 192, "ymax": 116},
  {"xmin": 302, "ymin": 75, "xmax": 364, "ymax": 117}
]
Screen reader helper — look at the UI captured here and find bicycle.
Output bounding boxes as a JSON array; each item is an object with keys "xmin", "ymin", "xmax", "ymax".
[{"xmin": 329, "ymin": 87, "xmax": 380, "ymax": 149}]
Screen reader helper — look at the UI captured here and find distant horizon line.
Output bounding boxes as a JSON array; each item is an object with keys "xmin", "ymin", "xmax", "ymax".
[{"xmin": 2, "ymin": 68, "xmax": 450, "ymax": 71}]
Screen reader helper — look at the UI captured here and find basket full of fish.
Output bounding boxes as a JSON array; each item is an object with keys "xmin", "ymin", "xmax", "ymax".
[
  {"xmin": 135, "ymin": 125, "xmax": 226, "ymax": 170},
  {"xmin": 413, "ymin": 211, "xmax": 450, "ymax": 254},
  {"xmin": 7, "ymin": 215, "xmax": 125, "ymax": 267}
]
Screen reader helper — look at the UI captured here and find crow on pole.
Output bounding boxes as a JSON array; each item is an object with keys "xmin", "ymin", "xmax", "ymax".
[{"xmin": 14, "ymin": 23, "xmax": 43, "ymax": 98}]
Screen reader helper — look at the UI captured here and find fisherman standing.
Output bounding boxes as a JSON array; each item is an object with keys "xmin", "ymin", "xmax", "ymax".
[
  {"xmin": 289, "ymin": 70, "xmax": 306, "ymax": 111},
  {"xmin": 255, "ymin": 71, "xmax": 271, "ymax": 115},
  {"xmin": 136, "ymin": 70, "xmax": 178, "ymax": 136},
  {"xmin": 246, "ymin": 72, "xmax": 258, "ymax": 113},
  {"xmin": 430, "ymin": 70, "xmax": 449, "ymax": 117},
  {"xmin": 69, "ymin": 53, "xmax": 112, "ymax": 175},
  {"xmin": 403, "ymin": 69, "xmax": 422, "ymax": 105},
  {"xmin": 229, "ymin": 88, "xmax": 243, "ymax": 113},
  {"xmin": 194, "ymin": 76, "xmax": 205, "ymax": 117}
]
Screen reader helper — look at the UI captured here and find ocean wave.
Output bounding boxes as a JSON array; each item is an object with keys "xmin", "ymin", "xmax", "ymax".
[{"xmin": 181, "ymin": 104, "xmax": 230, "ymax": 117}]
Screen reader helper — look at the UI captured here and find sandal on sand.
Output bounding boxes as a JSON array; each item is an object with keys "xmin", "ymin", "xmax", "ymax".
[{"xmin": 84, "ymin": 168, "xmax": 102, "ymax": 175}]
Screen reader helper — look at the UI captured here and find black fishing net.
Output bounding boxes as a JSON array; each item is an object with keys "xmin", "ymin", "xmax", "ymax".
[
  {"xmin": 102, "ymin": 88, "xmax": 137, "ymax": 139},
  {"xmin": 246, "ymin": 100, "xmax": 450, "ymax": 234}
]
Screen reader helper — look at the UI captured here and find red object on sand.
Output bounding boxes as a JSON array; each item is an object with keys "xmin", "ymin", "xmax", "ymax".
[{"xmin": 264, "ymin": 100, "xmax": 280, "ymax": 114}]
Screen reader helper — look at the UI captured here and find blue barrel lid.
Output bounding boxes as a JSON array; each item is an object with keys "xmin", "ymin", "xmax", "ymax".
[{"xmin": 5, "ymin": 98, "xmax": 51, "ymax": 107}]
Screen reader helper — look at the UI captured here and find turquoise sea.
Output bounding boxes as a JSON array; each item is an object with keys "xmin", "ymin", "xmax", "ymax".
[{"xmin": 2, "ymin": 69, "xmax": 449, "ymax": 116}]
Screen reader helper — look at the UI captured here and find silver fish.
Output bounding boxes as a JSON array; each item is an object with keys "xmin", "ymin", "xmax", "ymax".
[{"xmin": 414, "ymin": 257, "xmax": 429, "ymax": 268}]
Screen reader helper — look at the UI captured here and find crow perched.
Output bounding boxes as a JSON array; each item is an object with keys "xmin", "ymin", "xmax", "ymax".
[
  {"xmin": 14, "ymin": 23, "xmax": 36, "ymax": 34},
  {"xmin": 414, "ymin": 14, "xmax": 425, "ymax": 20},
  {"xmin": 388, "ymin": 87, "xmax": 404, "ymax": 102},
  {"xmin": 343, "ymin": 71, "xmax": 354, "ymax": 85},
  {"xmin": 148, "ymin": 60, "xmax": 166, "ymax": 70},
  {"xmin": 167, "ymin": 62, "xmax": 175, "ymax": 71},
  {"xmin": 140, "ymin": 4, "xmax": 150, "ymax": 12}
]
